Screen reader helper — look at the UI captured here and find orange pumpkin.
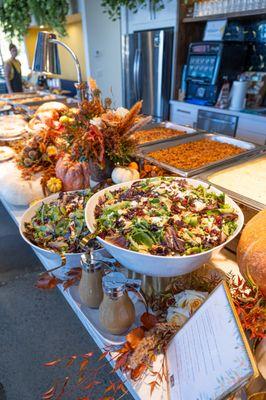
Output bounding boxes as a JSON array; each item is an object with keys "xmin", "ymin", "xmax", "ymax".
[{"xmin": 55, "ymin": 154, "xmax": 90, "ymax": 192}]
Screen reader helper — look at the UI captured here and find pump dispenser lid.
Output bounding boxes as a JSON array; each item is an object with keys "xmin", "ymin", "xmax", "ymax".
[{"xmin": 80, "ymin": 251, "xmax": 102, "ymax": 272}]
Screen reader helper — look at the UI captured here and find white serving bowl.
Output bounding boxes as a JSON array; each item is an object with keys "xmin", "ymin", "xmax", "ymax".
[
  {"xmin": 19, "ymin": 191, "xmax": 86, "ymax": 276},
  {"xmin": 85, "ymin": 177, "xmax": 244, "ymax": 277}
]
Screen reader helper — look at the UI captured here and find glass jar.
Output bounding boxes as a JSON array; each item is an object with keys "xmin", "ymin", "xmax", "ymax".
[
  {"xmin": 99, "ymin": 272, "xmax": 142, "ymax": 335},
  {"xmin": 78, "ymin": 252, "xmax": 104, "ymax": 309}
]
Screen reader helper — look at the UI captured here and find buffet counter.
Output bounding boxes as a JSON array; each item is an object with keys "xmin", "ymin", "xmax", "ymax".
[
  {"xmin": 0, "ymin": 195, "xmax": 243, "ymax": 400},
  {"xmin": 0, "ymin": 91, "xmax": 265, "ymax": 399}
]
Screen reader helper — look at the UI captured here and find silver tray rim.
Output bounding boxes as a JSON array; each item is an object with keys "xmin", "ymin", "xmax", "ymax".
[
  {"xmin": 137, "ymin": 133, "xmax": 264, "ymax": 177},
  {"xmin": 197, "ymin": 152, "xmax": 266, "ymax": 211}
]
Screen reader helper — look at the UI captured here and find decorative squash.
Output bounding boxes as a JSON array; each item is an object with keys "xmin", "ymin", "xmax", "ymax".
[
  {"xmin": 128, "ymin": 161, "xmax": 139, "ymax": 170},
  {"xmin": 47, "ymin": 177, "xmax": 62, "ymax": 193},
  {"xmin": 237, "ymin": 210, "xmax": 266, "ymax": 296},
  {"xmin": 0, "ymin": 161, "xmax": 43, "ymax": 206},
  {"xmin": 111, "ymin": 166, "xmax": 140, "ymax": 184},
  {"xmin": 55, "ymin": 154, "xmax": 90, "ymax": 192}
]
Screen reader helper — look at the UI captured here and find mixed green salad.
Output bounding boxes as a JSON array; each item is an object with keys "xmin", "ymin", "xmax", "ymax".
[
  {"xmin": 95, "ymin": 177, "xmax": 239, "ymax": 256},
  {"xmin": 24, "ymin": 190, "xmax": 100, "ymax": 253}
]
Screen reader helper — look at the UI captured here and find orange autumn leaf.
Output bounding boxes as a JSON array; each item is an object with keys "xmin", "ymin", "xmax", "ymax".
[
  {"xmin": 149, "ymin": 380, "xmax": 159, "ymax": 396},
  {"xmin": 43, "ymin": 359, "xmax": 61, "ymax": 367},
  {"xmin": 79, "ymin": 358, "xmax": 89, "ymax": 372},
  {"xmin": 78, "ymin": 374, "xmax": 86, "ymax": 385},
  {"xmin": 126, "ymin": 327, "xmax": 145, "ymax": 349},
  {"xmin": 117, "ymin": 342, "xmax": 132, "ymax": 354},
  {"xmin": 82, "ymin": 352, "xmax": 93, "ymax": 358},
  {"xmin": 98, "ymin": 350, "xmax": 109, "ymax": 361},
  {"xmin": 131, "ymin": 363, "xmax": 147, "ymax": 380},
  {"xmin": 116, "ymin": 382, "xmax": 128, "ymax": 395},
  {"xmin": 141, "ymin": 312, "xmax": 158, "ymax": 330},
  {"xmin": 104, "ymin": 381, "xmax": 116, "ymax": 394},
  {"xmin": 42, "ymin": 384, "xmax": 57, "ymax": 399},
  {"xmin": 66, "ymin": 355, "xmax": 77, "ymax": 367}
]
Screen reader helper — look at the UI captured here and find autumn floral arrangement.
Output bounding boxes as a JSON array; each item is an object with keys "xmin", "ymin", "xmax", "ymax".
[
  {"xmin": 15, "ymin": 79, "xmax": 150, "ymax": 195},
  {"xmin": 39, "ymin": 265, "xmax": 265, "ymax": 400}
]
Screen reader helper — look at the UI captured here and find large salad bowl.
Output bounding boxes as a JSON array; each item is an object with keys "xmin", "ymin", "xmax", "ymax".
[{"xmin": 85, "ymin": 177, "xmax": 244, "ymax": 277}]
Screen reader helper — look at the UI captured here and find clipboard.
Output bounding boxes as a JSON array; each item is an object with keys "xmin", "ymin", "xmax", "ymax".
[{"xmin": 166, "ymin": 281, "xmax": 258, "ymax": 400}]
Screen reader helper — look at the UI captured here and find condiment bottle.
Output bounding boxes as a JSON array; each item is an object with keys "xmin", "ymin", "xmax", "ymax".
[
  {"xmin": 99, "ymin": 272, "xmax": 142, "ymax": 335},
  {"xmin": 78, "ymin": 252, "xmax": 103, "ymax": 309}
]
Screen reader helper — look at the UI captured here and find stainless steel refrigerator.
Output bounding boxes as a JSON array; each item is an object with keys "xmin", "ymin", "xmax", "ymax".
[{"xmin": 122, "ymin": 28, "xmax": 174, "ymax": 120}]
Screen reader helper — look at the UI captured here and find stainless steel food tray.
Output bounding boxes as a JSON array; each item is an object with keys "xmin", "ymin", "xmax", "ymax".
[
  {"xmin": 137, "ymin": 133, "xmax": 263, "ymax": 177},
  {"xmin": 136, "ymin": 121, "xmax": 198, "ymax": 148},
  {"xmin": 10, "ymin": 95, "xmax": 66, "ymax": 107},
  {"xmin": 0, "ymin": 92, "xmax": 38, "ymax": 101},
  {"xmin": 198, "ymin": 151, "xmax": 266, "ymax": 211}
]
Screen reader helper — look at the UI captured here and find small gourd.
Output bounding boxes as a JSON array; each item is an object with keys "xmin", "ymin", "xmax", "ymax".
[
  {"xmin": 47, "ymin": 177, "xmax": 62, "ymax": 193},
  {"xmin": 111, "ymin": 166, "xmax": 140, "ymax": 184}
]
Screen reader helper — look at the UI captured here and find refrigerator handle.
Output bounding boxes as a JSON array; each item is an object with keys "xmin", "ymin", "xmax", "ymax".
[
  {"xmin": 133, "ymin": 49, "xmax": 141, "ymax": 100},
  {"xmin": 133, "ymin": 49, "xmax": 139, "ymax": 100},
  {"xmin": 136, "ymin": 49, "xmax": 141, "ymax": 100}
]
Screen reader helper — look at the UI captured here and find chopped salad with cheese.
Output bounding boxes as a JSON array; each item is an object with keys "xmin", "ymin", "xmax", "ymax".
[{"xmin": 95, "ymin": 177, "xmax": 239, "ymax": 256}]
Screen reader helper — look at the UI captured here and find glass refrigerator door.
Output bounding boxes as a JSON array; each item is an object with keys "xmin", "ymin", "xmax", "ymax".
[{"xmin": 135, "ymin": 29, "xmax": 165, "ymax": 119}]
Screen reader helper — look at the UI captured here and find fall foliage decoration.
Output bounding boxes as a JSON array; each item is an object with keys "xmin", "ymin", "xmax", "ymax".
[{"xmin": 39, "ymin": 268, "xmax": 265, "ymax": 399}]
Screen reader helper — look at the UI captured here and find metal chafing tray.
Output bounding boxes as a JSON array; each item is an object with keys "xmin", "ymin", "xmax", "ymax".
[
  {"xmin": 10, "ymin": 95, "xmax": 67, "ymax": 107},
  {"xmin": 197, "ymin": 152, "xmax": 266, "ymax": 252},
  {"xmin": 198, "ymin": 152, "xmax": 266, "ymax": 212},
  {"xmin": 135, "ymin": 121, "xmax": 198, "ymax": 148},
  {"xmin": 0, "ymin": 92, "xmax": 38, "ymax": 101},
  {"xmin": 137, "ymin": 133, "xmax": 263, "ymax": 177}
]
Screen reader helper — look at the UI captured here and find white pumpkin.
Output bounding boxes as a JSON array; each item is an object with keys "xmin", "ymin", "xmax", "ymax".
[
  {"xmin": 0, "ymin": 161, "xmax": 44, "ymax": 206},
  {"xmin": 111, "ymin": 167, "xmax": 140, "ymax": 184}
]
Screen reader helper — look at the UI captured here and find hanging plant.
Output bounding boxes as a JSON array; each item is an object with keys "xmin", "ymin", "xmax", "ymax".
[
  {"xmin": 101, "ymin": 0, "xmax": 165, "ymax": 21},
  {"xmin": 0, "ymin": 0, "xmax": 31, "ymax": 40},
  {"xmin": 0, "ymin": 0, "xmax": 69, "ymax": 40},
  {"xmin": 28, "ymin": 0, "xmax": 69, "ymax": 37}
]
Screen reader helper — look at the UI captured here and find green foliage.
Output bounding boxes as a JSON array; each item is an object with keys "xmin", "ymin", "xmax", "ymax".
[
  {"xmin": 101, "ymin": 0, "xmax": 165, "ymax": 21},
  {"xmin": 0, "ymin": 0, "xmax": 69, "ymax": 40},
  {"xmin": 0, "ymin": 0, "xmax": 31, "ymax": 40}
]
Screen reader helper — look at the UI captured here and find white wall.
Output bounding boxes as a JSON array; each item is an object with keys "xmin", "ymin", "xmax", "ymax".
[{"xmin": 80, "ymin": 0, "xmax": 123, "ymax": 107}]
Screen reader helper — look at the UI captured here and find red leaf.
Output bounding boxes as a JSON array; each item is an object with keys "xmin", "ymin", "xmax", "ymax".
[
  {"xmin": 63, "ymin": 277, "xmax": 78, "ymax": 290},
  {"xmin": 114, "ymin": 354, "xmax": 128, "ymax": 371},
  {"xmin": 42, "ymin": 384, "xmax": 57, "ymax": 399},
  {"xmin": 43, "ymin": 359, "xmax": 61, "ymax": 367},
  {"xmin": 141, "ymin": 312, "xmax": 158, "ymax": 330},
  {"xmin": 79, "ymin": 358, "xmax": 89, "ymax": 372},
  {"xmin": 67, "ymin": 267, "xmax": 82, "ymax": 277},
  {"xmin": 36, "ymin": 273, "xmax": 62, "ymax": 290},
  {"xmin": 77, "ymin": 397, "xmax": 90, "ymax": 400},
  {"xmin": 131, "ymin": 363, "xmax": 147, "ymax": 380},
  {"xmin": 126, "ymin": 327, "xmax": 145, "ymax": 349}
]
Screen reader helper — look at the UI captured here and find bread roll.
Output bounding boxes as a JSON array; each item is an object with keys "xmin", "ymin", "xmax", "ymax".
[
  {"xmin": 237, "ymin": 209, "xmax": 266, "ymax": 295},
  {"xmin": 36, "ymin": 101, "xmax": 68, "ymax": 114}
]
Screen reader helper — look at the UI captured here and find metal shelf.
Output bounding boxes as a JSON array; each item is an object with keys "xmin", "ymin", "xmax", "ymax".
[{"xmin": 183, "ymin": 8, "xmax": 266, "ymax": 23}]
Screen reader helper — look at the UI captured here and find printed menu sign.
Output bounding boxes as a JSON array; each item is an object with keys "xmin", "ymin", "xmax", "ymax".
[{"xmin": 166, "ymin": 282, "xmax": 258, "ymax": 400}]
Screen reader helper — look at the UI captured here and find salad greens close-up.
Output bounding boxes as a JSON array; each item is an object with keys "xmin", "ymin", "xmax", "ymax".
[
  {"xmin": 95, "ymin": 177, "xmax": 239, "ymax": 256},
  {"xmin": 24, "ymin": 190, "xmax": 99, "ymax": 254}
]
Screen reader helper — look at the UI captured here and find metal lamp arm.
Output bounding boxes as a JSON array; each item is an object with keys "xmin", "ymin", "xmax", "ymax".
[
  {"xmin": 49, "ymin": 38, "xmax": 82, "ymax": 84},
  {"xmin": 49, "ymin": 38, "xmax": 86, "ymax": 102}
]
